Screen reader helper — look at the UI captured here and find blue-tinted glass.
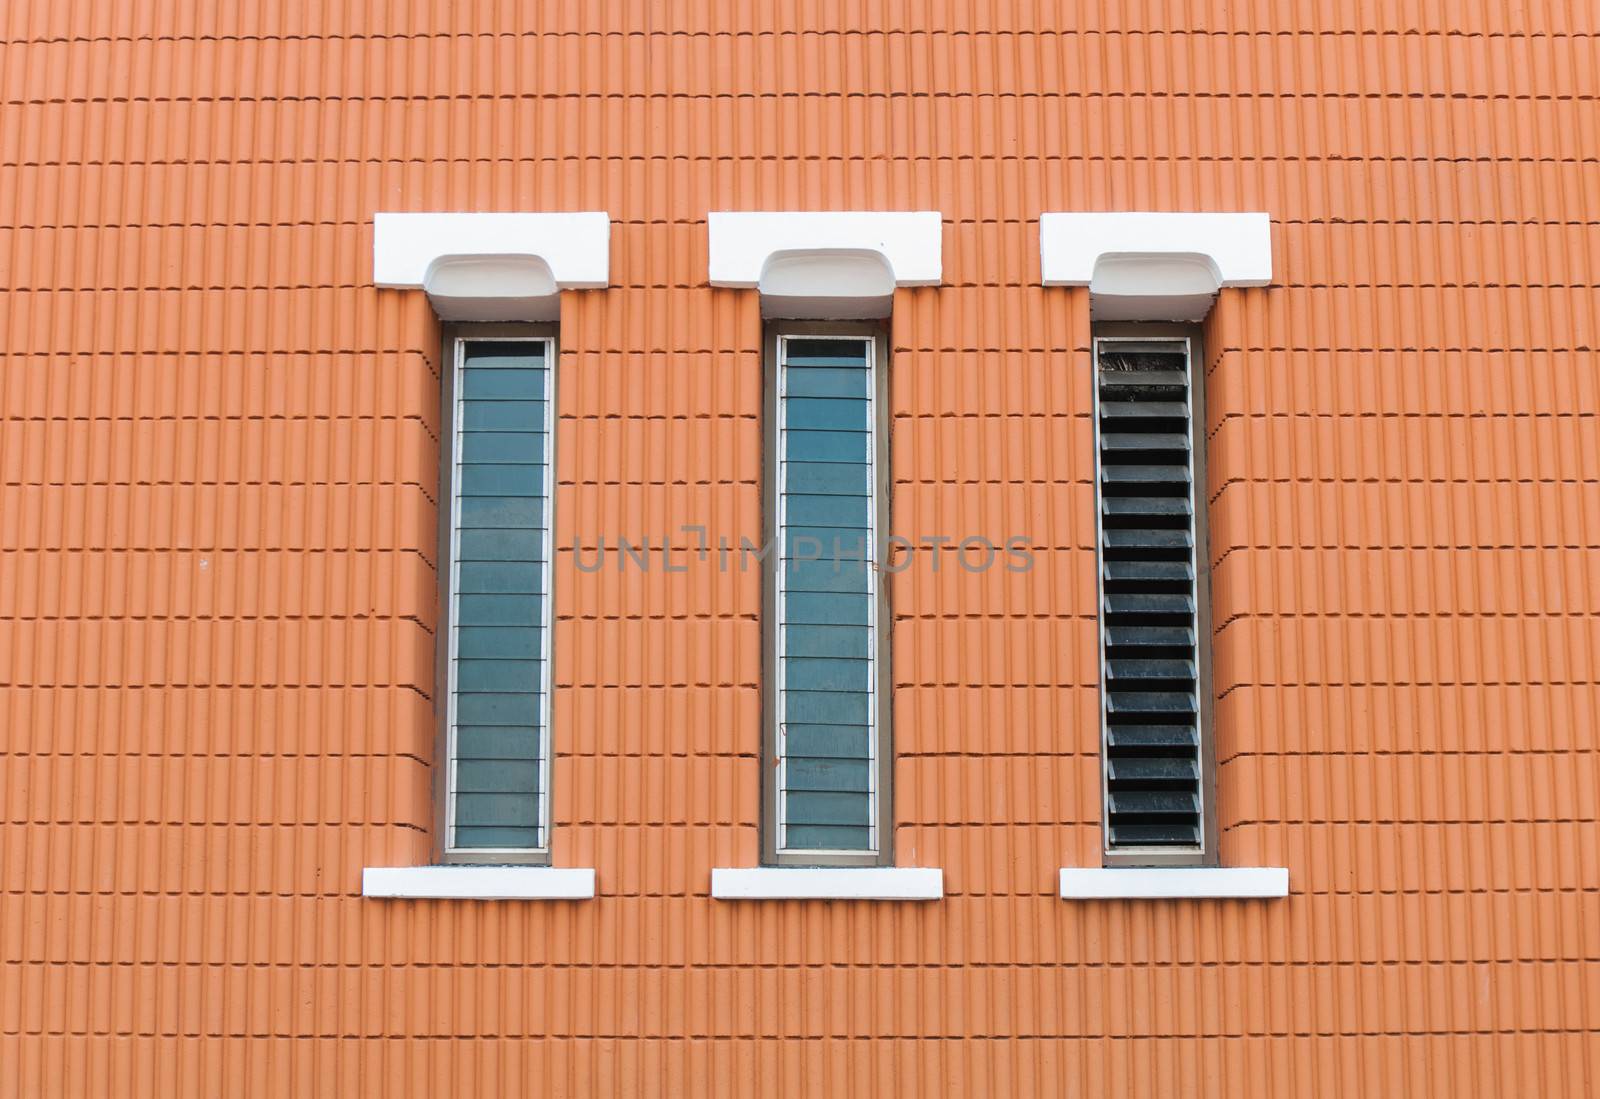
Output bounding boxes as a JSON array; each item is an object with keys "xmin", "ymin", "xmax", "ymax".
[
  {"xmin": 454, "ymin": 792, "xmax": 539, "ymax": 827},
  {"xmin": 458, "ymin": 464, "xmax": 545, "ymax": 497},
  {"xmin": 460, "ymin": 432, "xmax": 546, "ymax": 464},
  {"xmin": 456, "ymin": 659, "xmax": 541, "ymax": 693},
  {"xmin": 461, "ymin": 399, "xmax": 546, "ymax": 431},
  {"xmin": 453, "ymin": 825, "xmax": 539, "ymax": 847},
  {"xmin": 784, "ymin": 339, "xmax": 868, "ymax": 366},
  {"xmin": 458, "ymin": 561, "xmax": 545, "ymax": 595},
  {"xmin": 782, "ymin": 495, "xmax": 870, "ymax": 528},
  {"xmin": 457, "ymin": 496, "xmax": 544, "ymax": 529},
  {"xmin": 785, "ymin": 397, "xmax": 870, "ymax": 431},
  {"xmin": 785, "ymin": 368, "xmax": 869, "ymax": 398},
  {"xmin": 457, "ymin": 626, "xmax": 544, "ymax": 659},
  {"xmin": 464, "ymin": 344, "xmax": 545, "ymax": 368},
  {"xmin": 784, "ymin": 724, "xmax": 871, "ymax": 759},
  {"xmin": 457, "ymin": 529, "xmax": 544, "ymax": 562},
  {"xmin": 785, "ymin": 790, "xmax": 872, "ymax": 825},
  {"xmin": 456, "ymin": 726, "xmax": 540, "ymax": 760},
  {"xmin": 785, "ymin": 757, "xmax": 872, "ymax": 791},
  {"xmin": 462, "ymin": 368, "xmax": 546, "ymax": 400},
  {"xmin": 785, "ymin": 824, "xmax": 871, "ymax": 849},
  {"xmin": 454, "ymin": 692, "xmax": 540, "ymax": 726},
  {"xmin": 784, "ymin": 591, "xmax": 870, "ymax": 626},
  {"xmin": 784, "ymin": 429, "xmax": 869, "ymax": 463},
  {"xmin": 456, "ymin": 593, "xmax": 542, "ymax": 625},
  {"xmin": 785, "ymin": 657, "xmax": 870, "ymax": 693},
  {"xmin": 782, "ymin": 527, "xmax": 874, "ymax": 555},
  {"xmin": 456, "ymin": 759, "xmax": 541, "ymax": 793},
  {"xmin": 784, "ymin": 689, "xmax": 871, "ymax": 726},
  {"xmin": 777, "ymin": 339, "xmax": 875, "ymax": 854},
  {"xmin": 784, "ymin": 461, "xmax": 870, "ymax": 495},
  {"xmin": 452, "ymin": 341, "xmax": 550, "ymax": 852},
  {"xmin": 783, "ymin": 625, "xmax": 870, "ymax": 659},
  {"xmin": 784, "ymin": 560, "xmax": 871, "ymax": 594}
]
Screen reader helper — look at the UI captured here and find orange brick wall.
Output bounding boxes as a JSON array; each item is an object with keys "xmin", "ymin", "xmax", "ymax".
[{"xmin": 3, "ymin": 3, "xmax": 1599, "ymax": 1096}]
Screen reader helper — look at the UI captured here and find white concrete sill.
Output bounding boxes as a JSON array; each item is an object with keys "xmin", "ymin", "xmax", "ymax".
[
  {"xmin": 363, "ymin": 866, "xmax": 596, "ymax": 900},
  {"xmin": 712, "ymin": 867, "xmax": 943, "ymax": 901},
  {"xmin": 1059, "ymin": 867, "xmax": 1289, "ymax": 900}
]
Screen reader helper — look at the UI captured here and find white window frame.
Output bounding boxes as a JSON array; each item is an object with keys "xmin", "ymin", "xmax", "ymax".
[
  {"xmin": 762, "ymin": 324, "xmax": 893, "ymax": 867},
  {"xmin": 438, "ymin": 326, "xmax": 557, "ymax": 865}
]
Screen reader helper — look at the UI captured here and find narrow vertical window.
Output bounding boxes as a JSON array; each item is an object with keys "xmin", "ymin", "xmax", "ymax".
[
  {"xmin": 764, "ymin": 329, "xmax": 891, "ymax": 866},
  {"xmin": 1093, "ymin": 334, "xmax": 1214, "ymax": 865},
  {"xmin": 443, "ymin": 333, "xmax": 554, "ymax": 861}
]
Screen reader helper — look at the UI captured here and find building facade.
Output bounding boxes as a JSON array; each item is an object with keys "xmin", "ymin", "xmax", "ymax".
[{"xmin": 2, "ymin": 2, "xmax": 1598, "ymax": 1096}]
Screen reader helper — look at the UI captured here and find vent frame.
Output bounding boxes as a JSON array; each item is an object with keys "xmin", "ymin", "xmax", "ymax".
[{"xmin": 1092, "ymin": 328, "xmax": 1218, "ymax": 868}]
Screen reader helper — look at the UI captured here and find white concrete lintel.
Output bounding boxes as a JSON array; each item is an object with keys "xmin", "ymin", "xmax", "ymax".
[
  {"xmin": 708, "ymin": 211, "xmax": 941, "ymax": 318},
  {"xmin": 373, "ymin": 211, "xmax": 610, "ymax": 321},
  {"xmin": 1040, "ymin": 211, "xmax": 1272, "ymax": 321}
]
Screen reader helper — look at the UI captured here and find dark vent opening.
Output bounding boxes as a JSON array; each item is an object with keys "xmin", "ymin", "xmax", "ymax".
[{"xmin": 1097, "ymin": 344, "xmax": 1204, "ymax": 853}]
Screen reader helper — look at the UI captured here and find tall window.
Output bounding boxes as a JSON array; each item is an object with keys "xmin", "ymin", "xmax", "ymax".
[
  {"xmin": 763, "ymin": 328, "xmax": 891, "ymax": 866},
  {"xmin": 439, "ymin": 331, "xmax": 555, "ymax": 862},
  {"xmin": 1093, "ymin": 333, "xmax": 1216, "ymax": 866}
]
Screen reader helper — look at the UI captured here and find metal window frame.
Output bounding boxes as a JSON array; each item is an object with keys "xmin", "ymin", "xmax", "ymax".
[
  {"xmin": 762, "ymin": 322, "xmax": 894, "ymax": 867},
  {"xmin": 1091, "ymin": 323, "xmax": 1219, "ymax": 868},
  {"xmin": 436, "ymin": 322, "xmax": 559, "ymax": 866}
]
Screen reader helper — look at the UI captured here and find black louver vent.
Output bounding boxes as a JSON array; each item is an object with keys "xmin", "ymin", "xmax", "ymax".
[{"xmin": 1096, "ymin": 342, "xmax": 1203, "ymax": 851}]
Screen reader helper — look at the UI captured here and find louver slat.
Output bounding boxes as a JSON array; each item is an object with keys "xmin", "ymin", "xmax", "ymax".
[
  {"xmin": 1102, "ymin": 497, "xmax": 1192, "ymax": 519},
  {"xmin": 1096, "ymin": 341, "xmax": 1205, "ymax": 853},
  {"xmin": 1103, "ymin": 529, "xmax": 1194, "ymax": 553},
  {"xmin": 1103, "ymin": 561, "xmax": 1194, "ymax": 584}
]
